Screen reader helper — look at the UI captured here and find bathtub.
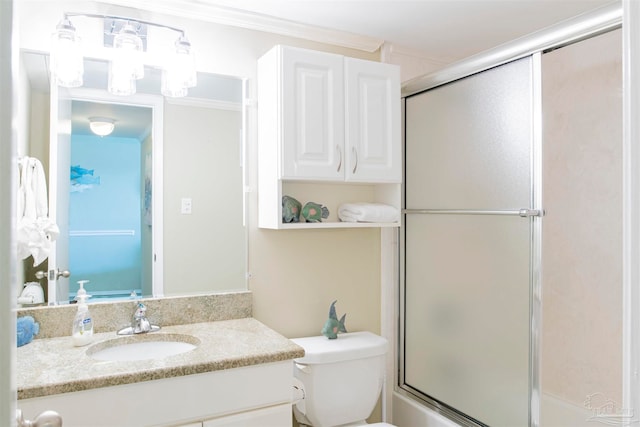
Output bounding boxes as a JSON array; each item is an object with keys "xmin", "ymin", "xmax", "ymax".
[{"xmin": 392, "ymin": 392, "xmax": 461, "ymax": 427}]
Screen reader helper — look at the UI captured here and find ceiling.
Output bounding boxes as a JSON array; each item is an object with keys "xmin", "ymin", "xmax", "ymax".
[{"xmin": 198, "ymin": 0, "xmax": 615, "ymax": 63}]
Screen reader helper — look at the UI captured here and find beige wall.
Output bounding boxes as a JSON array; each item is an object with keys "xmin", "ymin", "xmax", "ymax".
[
  {"xmin": 541, "ymin": 28, "xmax": 622, "ymax": 419},
  {"xmin": 16, "ymin": 1, "xmax": 386, "ymax": 340},
  {"xmin": 163, "ymin": 102, "xmax": 246, "ymax": 296}
]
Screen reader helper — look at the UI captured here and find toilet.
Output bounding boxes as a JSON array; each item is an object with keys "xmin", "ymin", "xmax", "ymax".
[{"xmin": 290, "ymin": 331, "xmax": 397, "ymax": 427}]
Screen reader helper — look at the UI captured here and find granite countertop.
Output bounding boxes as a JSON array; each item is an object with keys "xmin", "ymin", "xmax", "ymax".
[{"xmin": 17, "ymin": 318, "xmax": 304, "ymax": 400}]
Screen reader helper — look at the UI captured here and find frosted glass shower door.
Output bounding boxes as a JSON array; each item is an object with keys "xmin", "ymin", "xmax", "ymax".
[{"xmin": 402, "ymin": 57, "xmax": 535, "ymax": 426}]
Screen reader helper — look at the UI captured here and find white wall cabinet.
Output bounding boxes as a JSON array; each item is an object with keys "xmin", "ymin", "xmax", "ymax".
[
  {"xmin": 279, "ymin": 46, "xmax": 345, "ymax": 181},
  {"xmin": 18, "ymin": 362, "xmax": 293, "ymax": 427},
  {"xmin": 258, "ymin": 45, "xmax": 401, "ymax": 229},
  {"xmin": 344, "ymin": 56, "xmax": 401, "ymax": 183}
]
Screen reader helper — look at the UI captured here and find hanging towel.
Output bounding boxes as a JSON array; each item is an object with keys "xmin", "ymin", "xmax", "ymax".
[
  {"xmin": 17, "ymin": 157, "xmax": 59, "ymax": 266},
  {"xmin": 338, "ymin": 203, "xmax": 400, "ymax": 223}
]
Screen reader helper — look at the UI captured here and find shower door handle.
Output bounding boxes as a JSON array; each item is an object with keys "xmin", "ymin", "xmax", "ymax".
[
  {"xmin": 518, "ymin": 209, "xmax": 543, "ymax": 217},
  {"xmin": 403, "ymin": 208, "xmax": 544, "ymax": 217}
]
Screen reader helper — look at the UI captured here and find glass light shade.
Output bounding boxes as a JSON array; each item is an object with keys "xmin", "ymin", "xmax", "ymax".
[
  {"xmin": 89, "ymin": 117, "xmax": 115, "ymax": 137},
  {"xmin": 161, "ymin": 68, "xmax": 188, "ymax": 98},
  {"xmin": 175, "ymin": 35, "xmax": 197, "ymax": 88},
  {"xmin": 50, "ymin": 18, "xmax": 83, "ymax": 87},
  {"xmin": 161, "ymin": 35, "xmax": 197, "ymax": 98},
  {"xmin": 108, "ymin": 60, "xmax": 136, "ymax": 96},
  {"xmin": 113, "ymin": 23, "xmax": 144, "ymax": 80}
]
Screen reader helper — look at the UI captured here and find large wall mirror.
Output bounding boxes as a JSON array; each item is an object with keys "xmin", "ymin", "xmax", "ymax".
[{"xmin": 19, "ymin": 51, "xmax": 248, "ymax": 305}]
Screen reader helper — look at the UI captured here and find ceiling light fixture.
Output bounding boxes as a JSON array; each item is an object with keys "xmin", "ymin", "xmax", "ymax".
[
  {"xmin": 50, "ymin": 13, "xmax": 197, "ymax": 98},
  {"xmin": 89, "ymin": 117, "xmax": 116, "ymax": 137}
]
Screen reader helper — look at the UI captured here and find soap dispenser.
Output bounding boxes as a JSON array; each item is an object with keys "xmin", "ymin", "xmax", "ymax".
[{"xmin": 72, "ymin": 280, "xmax": 94, "ymax": 346}]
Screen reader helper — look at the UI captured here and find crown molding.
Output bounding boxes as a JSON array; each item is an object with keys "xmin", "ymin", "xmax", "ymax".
[
  {"xmin": 385, "ymin": 43, "xmax": 451, "ymax": 66},
  {"xmin": 101, "ymin": 0, "xmax": 384, "ymax": 53}
]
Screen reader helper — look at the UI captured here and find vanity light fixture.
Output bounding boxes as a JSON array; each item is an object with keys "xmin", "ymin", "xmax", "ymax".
[
  {"xmin": 89, "ymin": 117, "xmax": 116, "ymax": 137},
  {"xmin": 50, "ymin": 13, "xmax": 197, "ymax": 98}
]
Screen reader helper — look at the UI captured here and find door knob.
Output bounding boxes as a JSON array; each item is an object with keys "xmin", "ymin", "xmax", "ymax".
[
  {"xmin": 16, "ymin": 409, "xmax": 63, "ymax": 427},
  {"xmin": 35, "ymin": 269, "xmax": 71, "ymax": 280}
]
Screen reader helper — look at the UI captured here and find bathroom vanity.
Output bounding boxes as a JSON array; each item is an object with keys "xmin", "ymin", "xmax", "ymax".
[{"xmin": 17, "ymin": 318, "xmax": 304, "ymax": 427}]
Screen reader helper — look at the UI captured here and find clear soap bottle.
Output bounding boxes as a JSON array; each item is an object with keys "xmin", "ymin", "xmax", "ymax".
[{"xmin": 72, "ymin": 280, "xmax": 94, "ymax": 346}]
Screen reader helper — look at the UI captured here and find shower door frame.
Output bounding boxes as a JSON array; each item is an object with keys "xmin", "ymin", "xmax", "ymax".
[
  {"xmin": 396, "ymin": 4, "xmax": 623, "ymax": 427},
  {"xmin": 399, "ymin": 54, "xmax": 542, "ymax": 427}
]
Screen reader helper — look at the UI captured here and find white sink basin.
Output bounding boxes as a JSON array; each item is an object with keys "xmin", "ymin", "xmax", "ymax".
[{"xmin": 87, "ymin": 333, "xmax": 200, "ymax": 362}]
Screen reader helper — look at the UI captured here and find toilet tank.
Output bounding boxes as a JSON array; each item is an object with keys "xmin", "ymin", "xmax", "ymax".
[{"xmin": 291, "ymin": 332, "xmax": 388, "ymax": 427}]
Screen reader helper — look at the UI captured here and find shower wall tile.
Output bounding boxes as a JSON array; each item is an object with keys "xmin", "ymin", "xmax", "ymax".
[{"xmin": 541, "ymin": 28, "xmax": 622, "ymax": 411}]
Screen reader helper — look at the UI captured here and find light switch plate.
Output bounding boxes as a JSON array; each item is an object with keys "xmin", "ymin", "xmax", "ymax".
[{"xmin": 181, "ymin": 198, "xmax": 192, "ymax": 214}]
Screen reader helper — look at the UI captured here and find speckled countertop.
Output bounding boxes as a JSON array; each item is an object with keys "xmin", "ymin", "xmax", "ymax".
[{"xmin": 17, "ymin": 318, "xmax": 304, "ymax": 400}]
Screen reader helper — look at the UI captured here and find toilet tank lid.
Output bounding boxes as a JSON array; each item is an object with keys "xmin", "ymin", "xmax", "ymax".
[{"xmin": 290, "ymin": 331, "xmax": 388, "ymax": 364}]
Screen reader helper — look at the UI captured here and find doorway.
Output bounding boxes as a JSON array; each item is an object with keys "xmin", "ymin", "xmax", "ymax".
[{"xmin": 67, "ymin": 100, "xmax": 153, "ymax": 301}]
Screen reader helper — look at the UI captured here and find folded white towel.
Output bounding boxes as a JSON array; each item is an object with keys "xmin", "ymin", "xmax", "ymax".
[{"xmin": 338, "ymin": 203, "xmax": 400, "ymax": 223}]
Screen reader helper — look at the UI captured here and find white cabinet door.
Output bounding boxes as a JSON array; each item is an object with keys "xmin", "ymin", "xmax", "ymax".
[
  {"xmin": 202, "ymin": 404, "xmax": 291, "ymax": 427},
  {"xmin": 345, "ymin": 57, "xmax": 401, "ymax": 183},
  {"xmin": 281, "ymin": 46, "xmax": 345, "ymax": 180}
]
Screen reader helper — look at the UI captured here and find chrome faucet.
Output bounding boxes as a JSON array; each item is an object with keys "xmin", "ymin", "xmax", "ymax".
[
  {"xmin": 117, "ymin": 302, "xmax": 161, "ymax": 335},
  {"xmin": 133, "ymin": 302, "xmax": 151, "ymax": 333}
]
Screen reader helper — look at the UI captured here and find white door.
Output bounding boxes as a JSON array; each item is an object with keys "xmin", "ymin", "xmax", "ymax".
[
  {"xmin": 47, "ymin": 83, "xmax": 72, "ymax": 304},
  {"xmin": 1, "ymin": 1, "xmax": 16, "ymax": 424},
  {"xmin": 344, "ymin": 57, "xmax": 401, "ymax": 183},
  {"xmin": 281, "ymin": 46, "xmax": 345, "ymax": 180}
]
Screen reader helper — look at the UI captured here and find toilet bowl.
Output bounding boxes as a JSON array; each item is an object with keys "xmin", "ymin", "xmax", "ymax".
[{"xmin": 291, "ymin": 331, "xmax": 397, "ymax": 427}]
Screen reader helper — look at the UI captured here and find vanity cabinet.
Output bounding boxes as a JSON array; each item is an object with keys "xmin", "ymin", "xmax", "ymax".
[
  {"xmin": 176, "ymin": 404, "xmax": 290, "ymax": 427},
  {"xmin": 18, "ymin": 361, "xmax": 293, "ymax": 427},
  {"xmin": 258, "ymin": 45, "xmax": 401, "ymax": 229}
]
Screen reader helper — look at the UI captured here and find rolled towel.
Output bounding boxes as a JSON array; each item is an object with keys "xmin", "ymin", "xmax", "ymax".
[
  {"xmin": 338, "ymin": 203, "xmax": 400, "ymax": 223},
  {"xmin": 17, "ymin": 316, "xmax": 39, "ymax": 347}
]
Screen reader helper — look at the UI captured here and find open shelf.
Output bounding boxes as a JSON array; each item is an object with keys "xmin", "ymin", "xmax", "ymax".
[{"xmin": 259, "ymin": 181, "xmax": 401, "ymax": 230}]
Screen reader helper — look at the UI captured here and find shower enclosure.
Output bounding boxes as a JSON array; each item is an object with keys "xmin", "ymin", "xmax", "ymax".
[
  {"xmin": 399, "ymin": 7, "xmax": 623, "ymax": 427},
  {"xmin": 402, "ymin": 55, "xmax": 538, "ymax": 427}
]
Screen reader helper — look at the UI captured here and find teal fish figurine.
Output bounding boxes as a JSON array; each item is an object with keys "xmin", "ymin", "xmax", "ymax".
[
  {"xmin": 302, "ymin": 202, "xmax": 329, "ymax": 223},
  {"xmin": 321, "ymin": 300, "xmax": 347, "ymax": 339},
  {"xmin": 282, "ymin": 195, "xmax": 302, "ymax": 223}
]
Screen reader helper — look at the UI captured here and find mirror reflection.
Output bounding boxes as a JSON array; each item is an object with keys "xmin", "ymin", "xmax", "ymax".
[
  {"xmin": 19, "ymin": 52, "xmax": 248, "ymax": 304},
  {"xmin": 68, "ymin": 100, "xmax": 153, "ymax": 300}
]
